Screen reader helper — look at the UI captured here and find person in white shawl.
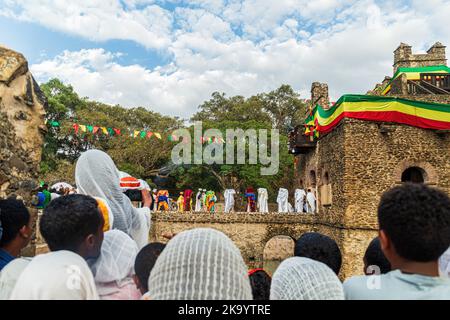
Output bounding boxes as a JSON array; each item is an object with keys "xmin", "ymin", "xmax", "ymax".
[
  {"xmin": 194, "ymin": 189, "xmax": 202, "ymax": 212},
  {"xmin": 224, "ymin": 189, "xmax": 236, "ymax": 213},
  {"xmin": 0, "ymin": 257, "xmax": 31, "ymax": 300},
  {"xmin": 270, "ymin": 257, "xmax": 344, "ymax": 300},
  {"xmin": 295, "ymin": 189, "xmax": 306, "ymax": 213},
  {"xmin": 90, "ymin": 230, "xmax": 141, "ymax": 300},
  {"xmin": 75, "ymin": 150, "xmax": 151, "ymax": 249},
  {"xmin": 10, "ymin": 251, "xmax": 99, "ymax": 300},
  {"xmin": 147, "ymin": 228, "xmax": 252, "ymax": 300},
  {"xmin": 277, "ymin": 188, "xmax": 290, "ymax": 213},
  {"xmin": 306, "ymin": 189, "xmax": 317, "ymax": 213},
  {"xmin": 439, "ymin": 247, "xmax": 450, "ymax": 278},
  {"xmin": 257, "ymin": 188, "xmax": 269, "ymax": 213}
]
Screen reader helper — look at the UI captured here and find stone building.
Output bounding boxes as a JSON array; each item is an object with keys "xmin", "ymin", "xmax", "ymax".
[
  {"xmin": 290, "ymin": 43, "xmax": 450, "ymax": 279},
  {"xmin": 0, "ymin": 46, "xmax": 46, "ymax": 256}
]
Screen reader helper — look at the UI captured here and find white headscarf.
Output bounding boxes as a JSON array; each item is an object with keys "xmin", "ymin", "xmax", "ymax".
[
  {"xmin": 75, "ymin": 150, "xmax": 151, "ymax": 247},
  {"xmin": 307, "ymin": 191, "xmax": 317, "ymax": 213},
  {"xmin": 90, "ymin": 230, "xmax": 139, "ymax": 297},
  {"xmin": 295, "ymin": 189, "xmax": 306, "ymax": 213},
  {"xmin": 270, "ymin": 257, "xmax": 344, "ymax": 300},
  {"xmin": 147, "ymin": 228, "xmax": 253, "ymax": 300},
  {"xmin": 0, "ymin": 258, "xmax": 31, "ymax": 300},
  {"xmin": 277, "ymin": 188, "xmax": 290, "ymax": 213},
  {"xmin": 439, "ymin": 247, "xmax": 450, "ymax": 278},
  {"xmin": 257, "ymin": 188, "xmax": 269, "ymax": 213},
  {"xmin": 10, "ymin": 251, "xmax": 99, "ymax": 300},
  {"xmin": 224, "ymin": 189, "xmax": 236, "ymax": 213}
]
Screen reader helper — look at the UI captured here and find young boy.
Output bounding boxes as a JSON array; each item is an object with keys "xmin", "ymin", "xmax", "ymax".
[
  {"xmin": 0, "ymin": 199, "xmax": 33, "ymax": 271},
  {"xmin": 344, "ymin": 183, "xmax": 450, "ymax": 300},
  {"xmin": 134, "ymin": 242, "xmax": 166, "ymax": 295}
]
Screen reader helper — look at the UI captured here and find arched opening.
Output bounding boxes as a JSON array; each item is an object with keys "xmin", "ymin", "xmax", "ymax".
[
  {"xmin": 401, "ymin": 167, "xmax": 425, "ymax": 183},
  {"xmin": 263, "ymin": 236, "xmax": 295, "ymax": 276},
  {"xmin": 309, "ymin": 170, "xmax": 317, "ymax": 188},
  {"xmin": 323, "ymin": 172, "xmax": 330, "ymax": 185},
  {"xmin": 320, "ymin": 171, "xmax": 332, "ymax": 207}
]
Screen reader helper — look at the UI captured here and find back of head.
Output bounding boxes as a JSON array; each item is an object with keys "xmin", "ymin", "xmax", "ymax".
[
  {"xmin": 135, "ymin": 242, "xmax": 166, "ymax": 293},
  {"xmin": 294, "ymin": 232, "xmax": 342, "ymax": 275},
  {"xmin": 147, "ymin": 228, "xmax": 252, "ymax": 300},
  {"xmin": 0, "ymin": 199, "xmax": 30, "ymax": 246},
  {"xmin": 10, "ymin": 251, "xmax": 99, "ymax": 300},
  {"xmin": 364, "ymin": 237, "xmax": 391, "ymax": 275},
  {"xmin": 378, "ymin": 183, "xmax": 450, "ymax": 262},
  {"xmin": 270, "ymin": 257, "xmax": 344, "ymax": 300},
  {"xmin": 91, "ymin": 230, "xmax": 138, "ymax": 284},
  {"xmin": 248, "ymin": 269, "xmax": 271, "ymax": 300},
  {"xmin": 40, "ymin": 194, "xmax": 103, "ymax": 255}
]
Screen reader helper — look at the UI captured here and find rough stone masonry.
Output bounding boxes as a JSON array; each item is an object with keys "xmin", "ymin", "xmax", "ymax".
[{"xmin": 0, "ymin": 46, "xmax": 46, "ymax": 256}]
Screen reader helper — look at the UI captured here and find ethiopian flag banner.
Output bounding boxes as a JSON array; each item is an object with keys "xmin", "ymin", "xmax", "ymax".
[
  {"xmin": 382, "ymin": 65, "xmax": 450, "ymax": 95},
  {"xmin": 304, "ymin": 94, "xmax": 450, "ymax": 137}
]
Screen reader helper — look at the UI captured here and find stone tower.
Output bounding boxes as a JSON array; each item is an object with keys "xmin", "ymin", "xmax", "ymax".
[
  {"xmin": 311, "ymin": 82, "xmax": 330, "ymax": 109},
  {"xmin": 0, "ymin": 46, "xmax": 46, "ymax": 256},
  {"xmin": 393, "ymin": 42, "xmax": 447, "ymax": 73}
]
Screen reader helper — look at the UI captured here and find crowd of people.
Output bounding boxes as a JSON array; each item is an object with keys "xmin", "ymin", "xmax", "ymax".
[{"xmin": 1, "ymin": 149, "xmax": 450, "ymax": 300}]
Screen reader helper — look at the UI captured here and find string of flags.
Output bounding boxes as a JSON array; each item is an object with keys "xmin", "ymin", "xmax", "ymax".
[{"xmin": 46, "ymin": 120, "xmax": 228, "ymax": 144}]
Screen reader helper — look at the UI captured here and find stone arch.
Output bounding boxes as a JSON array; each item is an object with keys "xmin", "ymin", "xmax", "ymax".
[
  {"xmin": 393, "ymin": 160, "xmax": 439, "ymax": 185},
  {"xmin": 263, "ymin": 235, "xmax": 295, "ymax": 276},
  {"xmin": 309, "ymin": 170, "xmax": 317, "ymax": 187}
]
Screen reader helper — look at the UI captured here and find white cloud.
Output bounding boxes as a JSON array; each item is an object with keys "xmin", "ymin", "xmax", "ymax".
[{"xmin": 4, "ymin": 0, "xmax": 450, "ymax": 117}]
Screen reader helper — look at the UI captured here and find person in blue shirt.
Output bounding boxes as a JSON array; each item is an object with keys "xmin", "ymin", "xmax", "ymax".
[
  {"xmin": 0, "ymin": 199, "xmax": 32, "ymax": 271},
  {"xmin": 344, "ymin": 183, "xmax": 450, "ymax": 300}
]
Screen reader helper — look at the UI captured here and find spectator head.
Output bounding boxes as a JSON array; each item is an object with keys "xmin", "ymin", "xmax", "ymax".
[
  {"xmin": 0, "ymin": 199, "xmax": 32, "ymax": 251},
  {"xmin": 147, "ymin": 228, "xmax": 252, "ymax": 300},
  {"xmin": 248, "ymin": 269, "xmax": 271, "ymax": 300},
  {"xmin": 270, "ymin": 257, "xmax": 344, "ymax": 300},
  {"xmin": 294, "ymin": 232, "xmax": 342, "ymax": 275},
  {"xmin": 40, "ymin": 194, "xmax": 104, "ymax": 260},
  {"xmin": 133, "ymin": 242, "xmax": 166, "ymax": 294},
  {"xmin": 378, "ymin": 183, "xmax": 450, "ymax": 265},
  {"xmin": 363, "ymin": 237, "xmax": 391, "ymax": 275}
]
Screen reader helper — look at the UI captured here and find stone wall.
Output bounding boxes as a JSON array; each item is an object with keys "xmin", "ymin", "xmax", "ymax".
[
  {"xmin": 294, "ymin": 118, "xmax": 450, "ymax": 278},
  {"xmin": 0, "ymin": 46, "xmax": 46, "ymax": 256},
  {"xmin": 394, "ymin": 42, "xmax": 447, "ymax": 73}
]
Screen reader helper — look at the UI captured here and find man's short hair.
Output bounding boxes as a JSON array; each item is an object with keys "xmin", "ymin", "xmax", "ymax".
[
  {"xmin": 40, "ymin": 194, "xmax": 103, "ymax": 252},
  {"xmin": 364, "ymin": 237, "xmax": 391, "ymax": 274},
  {"xmin": 135, "ymin": 242, "xmax": 166, "ymax": 292},
  {"xmin": 378, "ymin": 183, "xmax": 450, "ymax": 262},
  {"xmin": 294, "ymin": 232, "xmax": 342, "ymax": 275},
  {"xmin": 0, "ymin": 199, "xmax": 31, "ymax": 246}
]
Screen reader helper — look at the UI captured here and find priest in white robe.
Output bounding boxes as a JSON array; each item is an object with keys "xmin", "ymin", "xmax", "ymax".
[
  {"xmin": 306, "ymin": 189, "xmax": 317, "ymax": 213},
  {"xmin": 195, "ymin": 189, "xmax": 202, "ymax": 212},
  {"xmin": 277, "ymin": 188, "xmax": 290, "ymax": 213},
  {"xmin": 294, "ymin": 189, "xmax": 306, "ymax": 213},
  {"xmin": 224, "ymin": 189, "xmax": 236, "ymax": 213},
  {"xmin": 257, "ymin": 188, "xmax": 269, "ymax": 213}
]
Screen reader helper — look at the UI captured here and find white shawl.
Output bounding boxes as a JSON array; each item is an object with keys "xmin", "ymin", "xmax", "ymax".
[
  {"xmin": 75, "ymin": 150, "xmax": 151, "ymax": 248},
  {"xmin": 277, "ymin": 188, "xmax": 290, "ymax": 213},
  {"xmin": 10, "ymin": 251, "xmax": 99, "ymax": 300},
  {"xmin": 224, "ymin": 189, "xmax": 236, "ymax": 213},
  {"xmin": 257, "ymin": 188, "xmax": 269, "ymax": 213},
  {"xmin": 295, "ymin": 189, "xmax": 306, "ymax": 213}
]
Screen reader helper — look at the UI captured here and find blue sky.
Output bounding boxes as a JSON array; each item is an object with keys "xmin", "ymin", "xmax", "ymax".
[{"xmin": 1, "ymin": 0, "xmax": 449, "ymax": 118}]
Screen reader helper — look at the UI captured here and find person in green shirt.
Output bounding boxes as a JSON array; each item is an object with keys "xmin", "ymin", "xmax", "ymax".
[
  {"xmin": 344, "ymin": 183, "xmax": 450, "ymax": 300},
  {"xmin": 41, "ymin": 184, "xmax": 52, "ymax": 208}
]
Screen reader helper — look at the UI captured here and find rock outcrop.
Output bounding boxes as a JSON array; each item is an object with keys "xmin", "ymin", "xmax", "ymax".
[{"xmin": 0, "ymin": 46, "xmax": 46, "ymax": 254}]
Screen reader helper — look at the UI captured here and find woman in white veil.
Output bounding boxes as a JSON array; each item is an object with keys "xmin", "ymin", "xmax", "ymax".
[{"xmin": 75, "ymin": 150, "xmax": 151, "ymax": 249}]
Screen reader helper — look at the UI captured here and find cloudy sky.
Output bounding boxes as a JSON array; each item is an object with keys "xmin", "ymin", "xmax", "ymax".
[{"xmin": 1, "ymin": 0, "xmax": 449, "ymax": 118}]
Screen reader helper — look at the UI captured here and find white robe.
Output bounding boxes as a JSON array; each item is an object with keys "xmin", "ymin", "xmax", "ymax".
[
  {"xmin": 294, "ymin": 189, "xmax": 306, "ymax": 213},
  {"xmin": 224, "ymin": 189, "xmax": 236, "ymax": 213},
  {"xmin": 277, "ymin": 188, "xmax": 290, "ymax": 213},
  {"xmin": 439, "ymin": 247, "xmax": 450, "ymax": 278},
  {"xmin": 0, "ymin": 258, "xmax": 31, "ymax": 300},
  {"xmin": 306, "ymin": 192, "xmax": 317, "ymax": 213},
  {"xmin": 257, "ymin": 188, "xmax": 269, "ymax": 213},
  {"xmin": 195, "ymin": 191, "xmax": 202, "ymax": 212}
]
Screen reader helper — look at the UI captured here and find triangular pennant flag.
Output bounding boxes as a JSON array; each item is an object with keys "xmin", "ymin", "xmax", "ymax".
[
  {"xmin": 73, "ymin": 123, "xmax": 80, "ymax": 134},
  {"xmin": 140, "ymin": 131, "xmax": 146, "ymax": 138},
  {"xmin": 146, "ymin": 132, "xmax": 153, "ymax": 139},
  {"xmin": 93, "ymin": 126, "xmax": 100, "ymax": 134},
  {"xmin": 154, "ymin": 133, "xmax": 162, "ymax": 140},
  {"xmin": 102, "ymin": 127, "xmax": 108, "ymax": 135},
  {"xmin": 134, "ymin": 130, "xmax": 140, "ymax": 138},
  {"xmin": 79, "ymin": 125, "xmax": 87, "ymax": 133},
  {"xmin": 50, "ymin": 121, "xmax": 60, "ymax": 127},
  {"xmin": 107, "ymin": 128, "xmax": 115, "ymax": 136},
  {"xmin": 114, "ymin": 128, "xmax": 121, "ymax": 136},
  {"xmin": 87, "ymin": 125, "xmax": 93, "ymax": 133}
]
